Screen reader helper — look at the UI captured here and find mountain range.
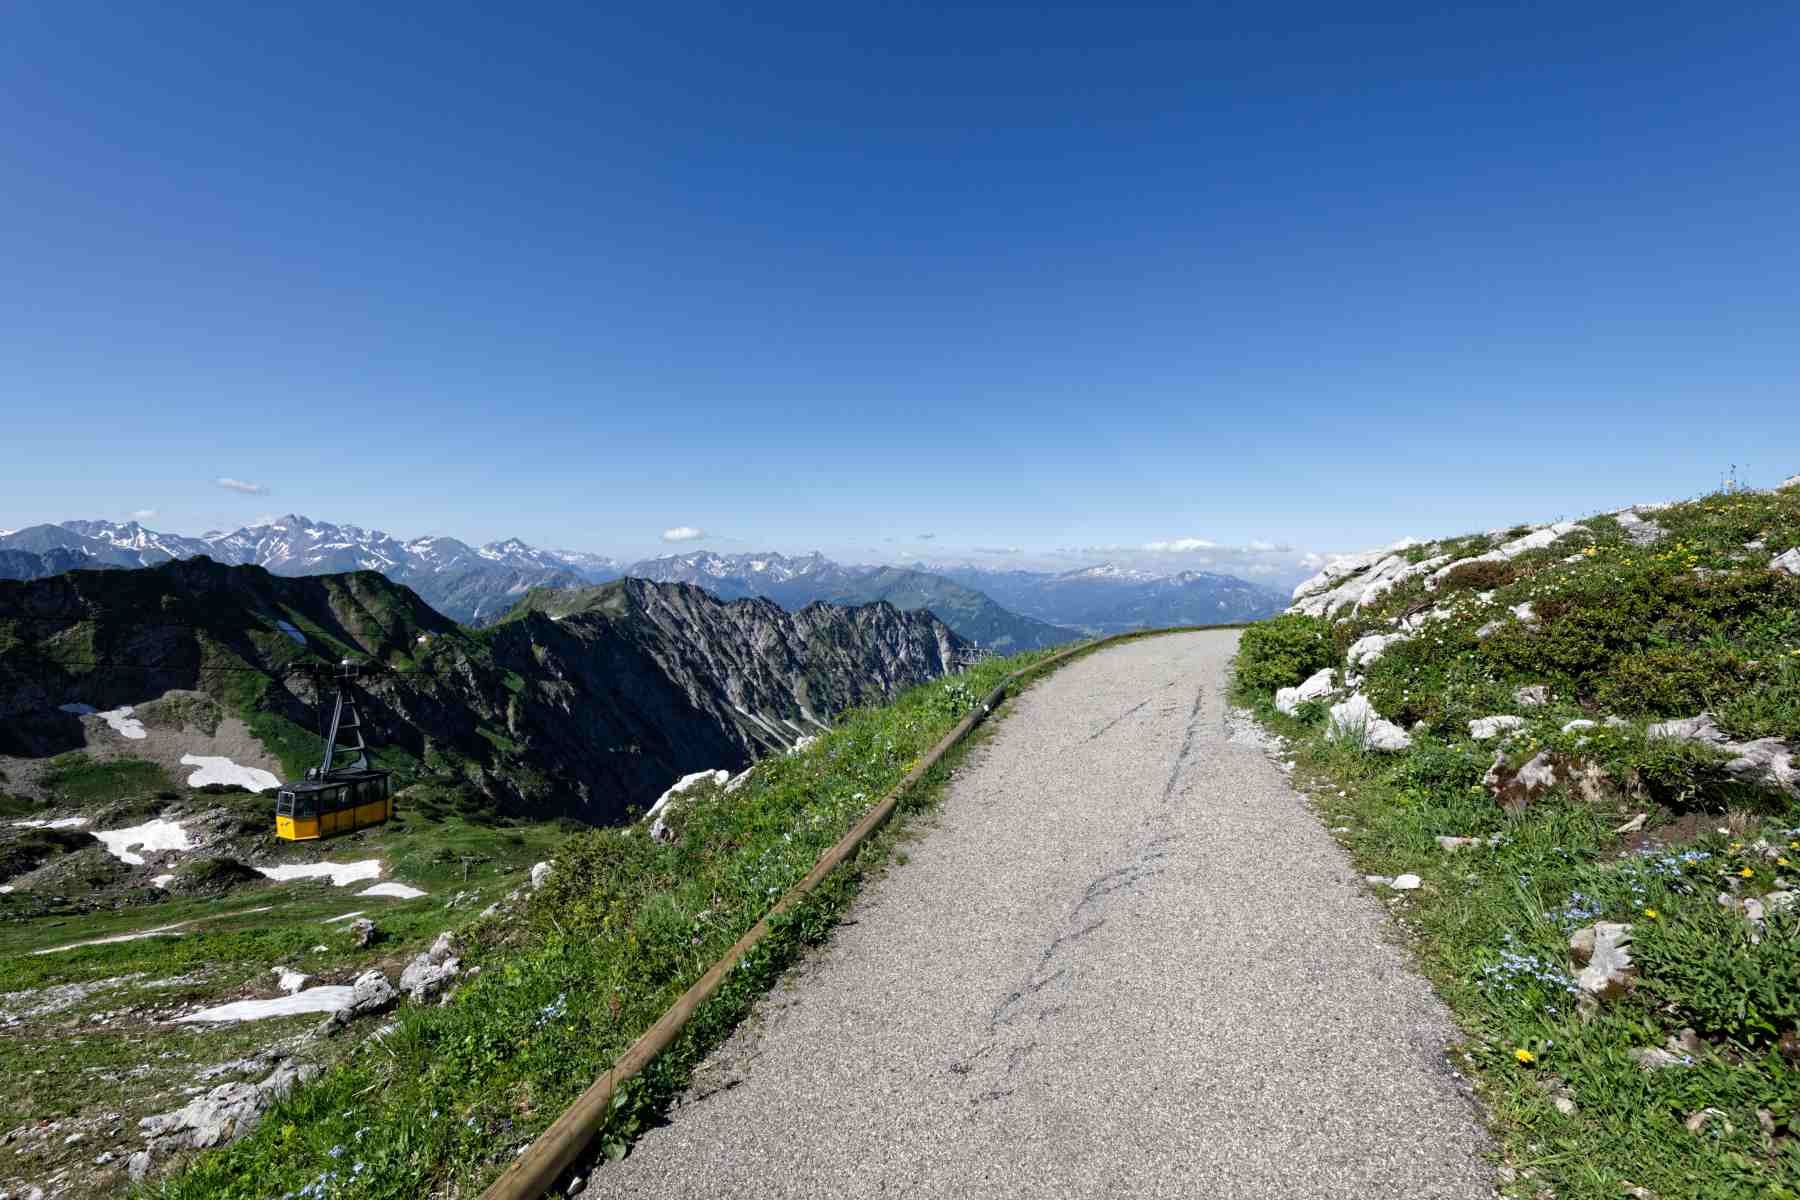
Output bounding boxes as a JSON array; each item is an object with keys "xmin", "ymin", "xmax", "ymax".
[
  {"xmin": 0, "ymin": 559, "xmax": 964, "ymax": 823},
  {"xmin": 0, "ymin": 517, "xmax": 1288, "ymax": 640}
]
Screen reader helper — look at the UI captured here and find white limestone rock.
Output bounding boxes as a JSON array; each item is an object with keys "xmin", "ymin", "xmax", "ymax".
[
  {"xmin": 529, "ymin": 861, "xmax": 553, "ymax": 891},
  {"xmin": 139, "ymin": 1059, "xmax": 319, "ymax": 1153},
  {"xmin": 1346, "ymin": 632, "xmax": 1408, "ymax": 669},
  {"xmin": 1325, "ymin": 694, "xmax": 1413, "ymax": 752},
  {"xmin": 1469, "ymin": 715, "xmax": 1527, "ymax": 740},
  {"xmin": 1275, "ymin": 668, "xmax": 1337, "ymax": 716},
  {"xmin": 1569, "ymin": 921, "xmax": 1636, "ymax": 1002},
  {"xmin": 1513, "ymin": 685, "xmax": 1550, "ymax": 707},
  {"xmin": 399, "ymin": 932, "xmax": 462, "ymax": 1004},
  {"xmin": 1771, "ymin": 547, "xmax": 1800, "ymax": 576}
]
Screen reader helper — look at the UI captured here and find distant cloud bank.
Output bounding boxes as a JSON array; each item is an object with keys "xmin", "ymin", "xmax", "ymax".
[
  {"xmin": 131, "ymin": 508, "xmax": 158, "ymax": 520},
  {"xmin": 661, "ymin": 525, "xmax": 706, "ymax": 543},
  {"xmin": 216, "ymin": 477, "xmax": 269, "ymax": 495}
]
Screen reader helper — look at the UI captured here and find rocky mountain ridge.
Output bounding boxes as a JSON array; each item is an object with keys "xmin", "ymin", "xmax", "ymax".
[
  {"xmin": 0, "ymin": 517, "xmax": 623, "ymax": 625},
  {"xmin": 0, "ymin": 560, "xmax": 966, "ymax": 824}
]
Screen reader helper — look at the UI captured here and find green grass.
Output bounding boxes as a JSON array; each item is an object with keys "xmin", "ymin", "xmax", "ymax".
[
  {"xmin": 152, "ymin": 647, "xmax": 1071, "ymax": 1200},
  {"xmin": 40, "ymin": 754, "xmax": 175, "ymax": 805},
  {"xmin": 1235, "ymin": 486, "xmax": 1800, "ymax": 1200}
]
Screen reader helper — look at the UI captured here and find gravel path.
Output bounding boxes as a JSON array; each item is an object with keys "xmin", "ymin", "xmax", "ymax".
[{"xmin": 580, "ymin": 631, "xmax": 1493, "ymax": 1198}]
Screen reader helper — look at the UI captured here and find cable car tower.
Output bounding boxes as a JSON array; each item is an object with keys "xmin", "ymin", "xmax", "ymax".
[{"xmin": 274, "ymin": 660, "xmax": 394, "ymax": 841}]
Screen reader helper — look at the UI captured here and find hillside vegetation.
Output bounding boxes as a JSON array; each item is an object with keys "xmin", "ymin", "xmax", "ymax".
[{"xmin": 1235, "ymin": 484, "xmax": 1800, "ymax": 1200}]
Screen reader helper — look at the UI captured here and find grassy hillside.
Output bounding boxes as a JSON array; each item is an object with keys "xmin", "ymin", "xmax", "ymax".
[
  {"xmin": 1235, "ymin": 485, "xmax": 1800, "ymax": 1200},
  {"xmin": 154, "ymin": 649, "xmax": 1053, "ymax": 1199}
]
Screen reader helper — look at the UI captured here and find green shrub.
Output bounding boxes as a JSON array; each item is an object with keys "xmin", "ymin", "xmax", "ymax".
[
  {"xmin": 1439, "ymin": 559, "xmax": 1521, "ymax": 592},
  {"xmin": 1594, "ymin": 646, "xmax": 1744, "ymax": 716},
  {"xmin": 1234, "ymin": 614, "xmax": 1334, "ymax": 695}
]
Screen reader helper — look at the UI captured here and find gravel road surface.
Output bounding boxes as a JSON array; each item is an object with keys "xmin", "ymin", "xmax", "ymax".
[{"xmin": 581, "ymin": 630, "xmax": 1493, "ymax": 1198}]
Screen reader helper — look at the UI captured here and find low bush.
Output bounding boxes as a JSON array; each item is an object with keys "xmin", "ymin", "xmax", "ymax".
[{"xmin": 1232, "ymin": 613, "xmax": 1334, "ymax": 695}]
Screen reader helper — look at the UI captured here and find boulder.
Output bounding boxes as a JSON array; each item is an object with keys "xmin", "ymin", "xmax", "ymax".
[
  {"xmin": 1469, "ymin": 715, "xmax": 1527, "ymax": 741},
  {"xmin": 1325, "ymin": 694, "xmax": 1412, "ymax": 752},
  {"xmin": 348, "ymin": 917, "xmax": 378, "ymax": 948},
  {"xmin": 1275, "ymin": 668, "xmax": 1337, "ymax": 716},
  {"xmin": 317, "ymin": 969, "xmax": 398, "ymax": 1035},
  {"xmin": 529, "ymin": 861, "xmax": 553, "ymax": 891},
  {"xmin": 1773, "ymin": 548, "xmax": 1800, "ymax": 577},
  {"xmin": 1513, "ymin": 685, "xmax": 1550, "ymax": 707},
  {"xmin": 1390, "ymin": 873, "xmax": 1422, "ymax": 890},
  {"xmin": 399, "ymin": 932, "xmax": 462, "ymax": 1004}
]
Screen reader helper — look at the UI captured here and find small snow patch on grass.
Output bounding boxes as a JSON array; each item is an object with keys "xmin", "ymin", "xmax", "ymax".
[
  {"xmin": 93, "ymin": 819, "xmax": 191, "ymax": 866},
  {"xmin": 255, "ymin": 860, "xmax": 381, "ymax": 887},
  {"xmin": 358, "ymin": 882, "xmax": 427, "ymax": 899},
  {"xmin": 180, "ymin": 754, "xmax": 280, "ymax": 792}
]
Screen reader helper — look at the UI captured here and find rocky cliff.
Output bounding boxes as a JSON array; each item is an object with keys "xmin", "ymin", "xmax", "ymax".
[{"xmin": 0, "ymin": 561, "xmax": 967, "ymax": 823}]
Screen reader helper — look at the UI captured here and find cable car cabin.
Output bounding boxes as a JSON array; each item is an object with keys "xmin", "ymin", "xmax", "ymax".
[{"xmin": 275, "ymin": 770, "xmax": 392, "ymax": 841}]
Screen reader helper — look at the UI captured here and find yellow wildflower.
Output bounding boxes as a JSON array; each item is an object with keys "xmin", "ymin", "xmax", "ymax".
[
  {"xmin": 1513, "ymin": 1048, "xmax": 1536, "ymax": 1064},
  {"xmin": 1643, "ymin": 908, "xmax": 1659, "ymax": 920},
  {"xmin": 1739, "ymin": 867, "xmax": 1755, "ymax": 879}
]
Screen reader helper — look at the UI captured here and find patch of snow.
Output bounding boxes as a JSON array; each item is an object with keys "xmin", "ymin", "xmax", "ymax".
[
  {"xmin": 180, "ymin": 754, "xmax": 280, "ymax": 792},
  {"xmin": 33, "ymin": 921, "xmax": 193, "ymax": 955},
  {"xmin": 61, "ymin": 703, "xmax": 147, "ymax": 739},
  {"xmin": 358, "ymin": 882, "xmax": 427, "ymax": 899},
  {"xmin": 0, "ymin": 886, "xmax": 13, "ymax": 894},
  {"xmin": 322, "ymin": 911, "xmax": 366, "ymax": 924},
  {"xmin": 13, "ymin": 817, "xmax": 90, "ymax": 829},
  {"xmin": 150, "ymin": 874, "xmax": 175, "ymax": 889},
  {"xmin": 273, "ymin": 620, "xmax": 306, "ymax": 646},
  {"xmin": 255, "ymin": 860, "xmax": 382, "ymax": 887},
  {"xmin": 177, "ymin": 986, "xmax": 356, "ymax": 1023},
  {"xmin": 93, "ymin": 819, "xmax": 192, "ymax": 866}
]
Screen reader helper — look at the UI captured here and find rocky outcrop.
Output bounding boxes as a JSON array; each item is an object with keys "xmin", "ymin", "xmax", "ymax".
[
  {"xmin": 139, "ymin": 1058, "xmax": 319, "ymax": 1156},
  {"xmin": 1289, "ymin": 540, "xmax": 1439, "ymax": 618},
  {"xmin": 399, "ymin": 933, "xmax": 461, "ymax": 1003},
  {"xmin": 1773, "ymin": 548, "xmax": 1800, "ymax": 576},
  {"xmin": 1646, "ymin": 713, "xmax": 1800, "ymax": 797}
]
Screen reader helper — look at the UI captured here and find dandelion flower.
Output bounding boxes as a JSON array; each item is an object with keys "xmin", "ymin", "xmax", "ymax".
[
  {"xmin": 1513, "ymin": 1048, "xmax": 1536, "ymax": 1064},
  {"xmin": 1739, "ymin": 867, "xmax": 1755, "ymax": 878},
  {"xmin": 1643, "ymin": 908, "xmax": 1659, "ymax": 919}
]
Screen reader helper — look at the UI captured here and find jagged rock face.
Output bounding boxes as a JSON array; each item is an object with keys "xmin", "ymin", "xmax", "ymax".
[{"xmin": 0, "ymin": 561, "xmax": 965, "ymax": 824}]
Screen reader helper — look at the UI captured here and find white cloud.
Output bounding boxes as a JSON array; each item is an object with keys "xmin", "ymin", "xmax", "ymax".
[
  {"xmin": 1297, "ymin": 552, "xmax": 1327, "ymax": 570},
  {"xmin": 661, "ymin": 526, "xmax": 705, "ymax": 543},
  {"xmin": 1243, "ymin": 562, "xmax": 1281, "ymax": 576},
  {"xmin": 1246, "ymin": 539, "xmax": 1293, "ymax": 553},
  {"xmin": 216, "ymin": 477, "xmax": 269, "ymax": 495},
  {"xmin": 917, "ymin": 533, "xmax": 935, "ymax": 540},
  {"xmin": 1142, "ymin": 537, "xmax": 1217, "ymax": 553},
  {"xmin": 972, "ymin": 546, "xmax": 1021, "ymax": 556},
  {"xmin": 130, "ymin": 508, "xmax": 158, "ymax": 520}
]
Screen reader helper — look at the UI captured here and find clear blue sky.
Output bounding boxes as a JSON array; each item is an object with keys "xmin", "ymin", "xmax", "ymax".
[{"xmin": 4, "ymin": 1, "xmax": 1796, "ymax": 579}]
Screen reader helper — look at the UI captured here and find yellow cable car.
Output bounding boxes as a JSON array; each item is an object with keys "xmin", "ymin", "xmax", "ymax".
[
  {"xmin": 275, "ymin": 770, "xmax": 392, "ymax": 840},
  {"xmin": 276, "ymin": 659, "xmax": 393, "ymax": 840}
]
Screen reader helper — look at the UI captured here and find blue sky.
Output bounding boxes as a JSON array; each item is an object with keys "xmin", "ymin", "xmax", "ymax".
[{"xmin": 3, "ymin": 2, "xmax": 1796, "ymax": 581}]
